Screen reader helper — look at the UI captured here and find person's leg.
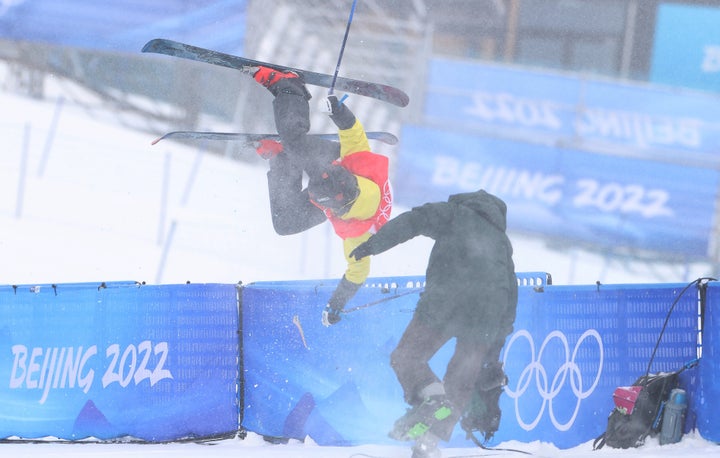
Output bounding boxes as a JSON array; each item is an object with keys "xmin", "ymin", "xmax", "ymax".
[
  {"xmin": 266, "ymin": 153, "xmax": 325, "ymax": 235},
  {"xmin": 271, "ymin": 78, "xmax": 311, "ymax": 141},
  {"xmin": 389, "ymin": 315, "xmax": 455, "ymax": 446},
  {"xmin": 390, "ymin": 315, "xmax": 449, "ymax": 406},
  {"xmin": 433, "ymin": 337, "xmax": 492, "ymax": 441},
  {"xmin": 254, "ymin": 70, "xmax": 337, "ymax": 234}
]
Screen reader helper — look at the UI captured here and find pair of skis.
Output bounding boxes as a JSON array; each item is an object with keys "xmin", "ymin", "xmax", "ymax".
[{"xmin": 142, "ymin": 38, "xmax": 407, "ymax": 147}]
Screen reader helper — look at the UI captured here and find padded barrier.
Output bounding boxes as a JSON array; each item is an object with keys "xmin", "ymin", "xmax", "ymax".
[
  {"xmin": 0, "ymin": 276, "xmax": 708, "ymax": 447},
  {"xmin": 0, "ymin": 281, "xmax": 240, "ymax": 441},
  {"xmin": 696, "ymin": 282, "xmax": 720, "ymax": 441},
  {"xmin": 241, "ymin": 275, "xmax": 702, "ymax": 449}
]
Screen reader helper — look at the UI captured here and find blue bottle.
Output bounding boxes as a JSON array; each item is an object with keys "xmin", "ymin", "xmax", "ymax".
[{"xmin": 659, "ymin": 388, "xmax": 687, "ymax": 445}]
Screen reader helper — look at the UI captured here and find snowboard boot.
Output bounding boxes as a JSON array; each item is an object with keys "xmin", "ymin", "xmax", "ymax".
[
  {"xmin": 389, "ymin": 394, "xmax": 454, "ymax": 442},
  {"xmin": 411, "ymin": 433, "xmax": 441, "ymax": 458}
]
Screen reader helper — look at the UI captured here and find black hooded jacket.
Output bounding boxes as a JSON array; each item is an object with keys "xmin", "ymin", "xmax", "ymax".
[{"xmin": 358, "ymin": 190, "xmax": 517, "ymax": 341}]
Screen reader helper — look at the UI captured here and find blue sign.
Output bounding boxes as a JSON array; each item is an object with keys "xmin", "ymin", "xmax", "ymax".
[
  {"xmin": 0, "ymin": 282, "xmax": 239, "ymax": 441},
  {"xmin": 0, "ymin": 0, "xmax": 247, "ymax": 53},
  {"xmin": 394, "ymin": 125, "xmax": 718, "ymax": 258},
  {"xmin": 425, "ymin": 58, "xmax": 720, "ymax": 159},
  {"xmin": 651, "ymin": 4, "xmax": 720, "ymax": 93}
]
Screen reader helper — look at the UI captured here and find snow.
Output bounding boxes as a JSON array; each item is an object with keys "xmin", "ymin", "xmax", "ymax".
[
  {"xmin": 0, "ymin": 71, "xmax": 718, "ymax": 457},
  {"xmin": 0, "ymin": 432, "xmax": 717, "ymax": 458}
]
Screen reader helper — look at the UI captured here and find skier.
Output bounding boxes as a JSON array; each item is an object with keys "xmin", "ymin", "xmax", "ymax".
[
  {"xmin": 249, "ymin": 66, "xmax": 392, "ymax": 326},
  {"xmin": 349, "ymin": 190, "xmax": 518, "ymax": 458}
]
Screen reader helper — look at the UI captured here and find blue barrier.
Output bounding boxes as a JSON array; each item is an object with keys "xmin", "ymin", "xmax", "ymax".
[
  {"xmin": 0, "ymin": 282, "xmax": 239, "ymax": 441},
  {"xmin": 241, "ymin": 276, "xmax": 701, "ymax": 449},
  {"xmin": 697, "ymin": 282, "xmax": 720, "ymax": 441},
  {"xmin": 1, "ymin": 276, "xmax": 709, "ymax": 447}
]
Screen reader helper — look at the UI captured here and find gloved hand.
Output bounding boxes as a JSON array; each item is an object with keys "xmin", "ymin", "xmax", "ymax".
[
  {"xmin": 255, "ymin": 139, "xmax": 283, "ymax": 159},
  {"xmin": 349, "ymin": 242, "xmax": 372, "ymax": 261},
  {"xmin": 323, "ymin": 95, "xmax": 355, "ymax": 130},
  {"xmin": 322, "ymin": 304, "xmax": 342, "ymax": 327},
  {"xmin": 322, "ymin": 95, "xmax": 342, "ymax": 115}
]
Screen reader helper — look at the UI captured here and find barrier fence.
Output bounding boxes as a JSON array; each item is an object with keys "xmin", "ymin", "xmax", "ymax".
[{"xmin": 1, "ymin": 274, "xmax": 716, "ymax": 449}]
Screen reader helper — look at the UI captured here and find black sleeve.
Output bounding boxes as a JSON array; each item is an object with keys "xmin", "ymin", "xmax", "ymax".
[
  {"xmin": 363, "ymin": 202, "xmax": 453, "ymax": 256},
  {"xmin": 327, "ymin": 276, "xmax": 363, "ymax": 311},
  {"xmin": 329, "ymin": 101, "xmax": 356, "ymax": 130}
]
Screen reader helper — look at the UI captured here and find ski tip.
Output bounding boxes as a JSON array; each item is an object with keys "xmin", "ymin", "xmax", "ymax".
[
  {"xmin": 396, "ymin": 92, "xmax": 410, "ymax": 108},
  {"xmin": 141, "ymin": 38, "xmax": 163, "ymax": 53},
  {"xmin": 150, "ymin": 136, "xmax": 163, "ymax": 145},
  {"xmin": 383, "ymin": 134, "xmax": 399, "ymax": 146}
]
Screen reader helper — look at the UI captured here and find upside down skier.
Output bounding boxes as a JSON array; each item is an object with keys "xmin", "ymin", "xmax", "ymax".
[
  {"xmin": 349, "ymin": 190, "xmax": 518, "ymax": 458},
  {"xmin": 248, "ymin": 66, "xmax": 392, "ymax": 326}
]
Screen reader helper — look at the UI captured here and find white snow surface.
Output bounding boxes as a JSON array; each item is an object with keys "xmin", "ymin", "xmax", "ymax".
[
  {"xmin": 0, "ymin": 432, "xmax": 718, "ymax": 458},
  {"xmin": 0, "ymin": 72, "xmax": 718, "ymax": 457}
]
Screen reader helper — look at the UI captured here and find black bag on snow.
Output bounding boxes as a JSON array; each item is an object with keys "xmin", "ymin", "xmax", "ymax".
[{"xmin": 593, "ymin": 371, "xmax": 679, "ymax": 449}]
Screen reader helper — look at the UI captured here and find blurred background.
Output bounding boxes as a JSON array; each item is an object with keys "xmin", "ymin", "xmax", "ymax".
[{"xmin": 0, "ymin": 0, "xmax": 718, "ymax": 285}]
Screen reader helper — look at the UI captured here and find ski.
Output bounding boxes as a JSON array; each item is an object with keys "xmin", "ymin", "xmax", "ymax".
[
  {"xmin": 151, "ymin": 131, "xmax": 399, "ymax": 146},
  {"xmin": 141, "ymin": 39, "xmax": 409, "ymax": 108}
]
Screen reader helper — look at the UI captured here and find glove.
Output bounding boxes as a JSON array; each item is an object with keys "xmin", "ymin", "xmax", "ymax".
[
  {"xmin": 349, "ymin": 242, "xmax": 373, "ymax": 261},
  {"xmin": 323, "ymin": 95, "xmax": 355, "ymax": 129},
  {"xmin": 255, "ymin": 139, "xmax": 283, "ymax": 159},
  {"xmin": 322, "ymin": 304, "xmax": 342, "ymax": 327},
  {"xmin": 323, "ymin": 95, "xmax": 342, "ymax": 114}
]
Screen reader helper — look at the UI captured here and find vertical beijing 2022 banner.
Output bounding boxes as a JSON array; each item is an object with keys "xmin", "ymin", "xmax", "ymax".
[{"xmin": 0, "ymin": 282, "xmax": 239, "ymax": 441}]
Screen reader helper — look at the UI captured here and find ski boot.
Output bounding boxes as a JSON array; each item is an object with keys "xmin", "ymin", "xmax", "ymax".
[
  {"xmin": 245, "ymin": 65, "xmax": 311, "ymax": 100},
  {"xmin": 250, "ymin": 65, "xmax": 300, "ymax": 87}
]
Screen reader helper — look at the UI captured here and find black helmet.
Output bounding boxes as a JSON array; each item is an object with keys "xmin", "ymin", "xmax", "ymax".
[{"xmin": 309, "ymin": 165, "xmax": 360, "ymax": 215}]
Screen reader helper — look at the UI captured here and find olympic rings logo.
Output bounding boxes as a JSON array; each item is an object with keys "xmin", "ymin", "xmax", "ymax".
[{"xmin": 502, "ymin": 329, "xmax": 604, "ymax": 431}]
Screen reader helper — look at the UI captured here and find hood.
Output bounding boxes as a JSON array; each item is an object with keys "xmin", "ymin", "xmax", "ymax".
[{"xmin": 448, "ymin": 190, "xmax": 507, "ymax": 231}]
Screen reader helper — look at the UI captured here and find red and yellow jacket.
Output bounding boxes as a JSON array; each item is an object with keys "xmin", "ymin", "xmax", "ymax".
[{"xmin": 321, "ymin": 118, "xmax": 392, "ymax": 285}]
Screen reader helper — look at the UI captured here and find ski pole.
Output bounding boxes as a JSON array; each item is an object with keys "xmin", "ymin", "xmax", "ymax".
[
  {"xmin": 343, "ymin": 288, "xmax": 423, "ymax": 314},
  {"xmin": 329, "ymin": 0, "xmax": 359, "ymax": 95}
]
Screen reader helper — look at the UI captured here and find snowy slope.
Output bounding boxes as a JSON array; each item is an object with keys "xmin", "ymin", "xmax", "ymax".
[{"xmin": 0, "ymin": 71, "xmax": 714, "ymax": 287}]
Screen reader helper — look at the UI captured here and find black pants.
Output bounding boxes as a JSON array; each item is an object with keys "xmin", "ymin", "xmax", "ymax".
[
  {"xmin": 390, "ymin": 315, "xmax": 503, "ymax": 441},
  {"xmin": 265, "ymin": 79, "xmax": 339, "ymax": 235}
]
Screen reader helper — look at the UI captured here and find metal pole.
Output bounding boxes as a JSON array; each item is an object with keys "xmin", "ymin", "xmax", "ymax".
[
  {"xmin": 329, "ymin": 0, "xmax": 359, "ymax": 95},
  {"xmin": 158, "ymin": 152, "xmax": 171, "ymax": 245},
  {"xmin": 16, "ymin": 123, "xmax": 30, "ymax": 218},
  {"xmin": 37, "ymin": 96, "xmax": 65, "ymax": 177}
]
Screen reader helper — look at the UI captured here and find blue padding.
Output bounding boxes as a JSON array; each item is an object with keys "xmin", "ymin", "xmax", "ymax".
[
  {"xmin": 241, "ymin": 277, "xmax": 700, "ymax": 449},
  {"xmin": 0, "ymin": 0, "xmax": 247, "ymax": 53},
  {"xmin": 696, "ymin": 282, "xmax": 720, "ymax": 441},
  {"xmin": 0, "ymin": 282, "xmax": 239, "ymax": 441}
]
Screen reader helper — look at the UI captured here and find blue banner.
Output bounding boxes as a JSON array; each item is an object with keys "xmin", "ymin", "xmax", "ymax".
[
  {"xmin": 394, "ymin": 125, "xmax": 718, "ymax": 259},
  {"xmin": 0, "ymin": 0, "xmax": 247, "ymax": 53},
  {"xmin": 651, "ymin": 4, "xmax": 720, "ymax": 94},
  {"xmin": 240, "ymin": 277, "xmax": 699, "ymax": 449},
  {"xmin": 0, "ymin": 282, "xmax": 239, "ymax": 441},
  {"xmin": 425, "ymin": 58, "xmax": 720, "ymax": 160}
]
